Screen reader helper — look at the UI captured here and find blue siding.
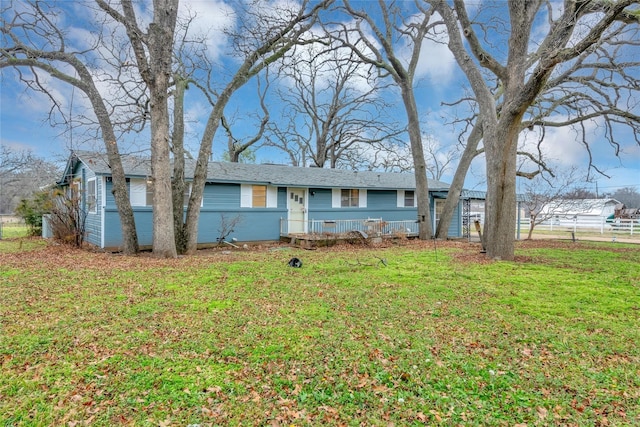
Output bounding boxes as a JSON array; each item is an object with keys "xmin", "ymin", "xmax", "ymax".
[
  {"xmin": 367, "ymin": 190, "xmax": 397, "ymax": 209},
  {"xmin": 197, "ymin": 209, "xmax": 285, "ymax": 242},
  {"xmin": 308, "ymin": 188, "xmax": 332, "ymax": 209},
  {"xmin": 104, "ymin": 208, "xmax": 154, "ymax": 248},
  {"xmin": 450, "ymin": 202, "xmax": 462, "ymax": 237},
  {"xmin": 277, "ymin": 187, "xmax": 287, "ymax": 207},
  {"xmin": 77, "ymin": 165, "xmax": 102, "ymax": 247},
  {"xmin": 197, "ymin": 183, "xmax": 286, "ymax": 242},
  {"xmin": 203, "ymin": 182, "xmax": 240, "ymax": 207},
  {"xmin": 94, "ymin": 178, "xmax": 465, "ymax": 249},
  {"xmin": 307, "ymin": 188, "xmax": 419, "ymax": 222}
]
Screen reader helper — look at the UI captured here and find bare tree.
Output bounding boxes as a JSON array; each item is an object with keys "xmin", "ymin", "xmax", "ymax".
[
  {"xmin": 0, "ymin": 0, "xmax": 140, "ymax": 254},
  {"xmin": 435, "ymin": 12, "xmax": 640, "ymax": 239},
  {"xmin": 422, "ymin": 135, "xmax": 458, "ymax": 181},
  {"xmin": 521, "ymin": 167, "xmax": 586, "ymax": 239},
  {"xmin": 0, "ymin": 148, "xmax": 60, "ymax": 214},
  {"xmin": 267, "ymin": 43, "xmax": 402, "ymax": 168},
  {"xmin": 329, "ymin": 0, "xmax": 442, "ymax": 239},
  {"xmin": 431, "ymin": 0, "xmax": 639, "ymax": 259},
  {"xmin": 96, "ymin": 0, "xmax": 180, "ymax": 258},
  {"xmin": 610, "ymin": 187, "xmax": 640, "ymax": 207},
  {"xmin": 220, "ymin": 75, "xmax": 270, "ymax": 163},
  {"xmin": 179, "ymin": 0, "xmax": 333, "ymax": 254}
]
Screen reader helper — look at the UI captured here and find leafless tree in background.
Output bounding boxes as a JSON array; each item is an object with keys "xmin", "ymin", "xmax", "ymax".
[
  {"xmin": 521, "ymin": 166, "xmax": 586, "ymax": 239},
  {"xmin": 0, "ymin": 148, "xmax": 60, "ymax": 214},
  {"xmin": 329, "ymin": 0, "xmax": 443, "ymax": 239},
  {"xmin": 431, "ymin": 0, "xmax": 639, "ymax": 259},
  {"xmin": 266, "ymin": 43, "xmax": 402, "ymax": 168},
  {"xmin": 180, "ymin": 0, "xmax": 333, "ymax": 254},
  {"xmin": 1, "ymin": 0, "xmax": 140, "ymax": 254}
]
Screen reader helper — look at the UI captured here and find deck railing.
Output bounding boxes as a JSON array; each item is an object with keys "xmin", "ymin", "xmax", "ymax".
[
  {"xmin": 280, "ymin": 218, "xmax": 420, "ymax": 238},
  {"xmin": 281, "ymin": 215, "xmax": 639, "ymax": 240}
]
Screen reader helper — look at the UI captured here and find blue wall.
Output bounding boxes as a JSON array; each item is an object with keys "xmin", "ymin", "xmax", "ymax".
[
  {"xmin": 96, "ymin": 181, "xmax": 462, "ymax": 249},
  {"xmin": 75, "ymin": 164, "xmax": 102, "ymax": 247},
  {"xmin": 308, "ymin": 188, "xmax": 419, "ymax": 222}
]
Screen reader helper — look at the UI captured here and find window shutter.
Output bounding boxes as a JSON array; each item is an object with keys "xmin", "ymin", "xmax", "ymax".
[
  {"xmin": 240, "ymin": 184, "xmax": 252, "ymax": 207},
  {"xmin": 266, "ymin": 186, "xmax": 278, "ymax": 208},
  {"xmin": 359, "ymin": 189, "xmax": 367, "ymax": 208},
  {"xmin": 332, "ymin": 188, "xmax": 341, "ymax": 208},
  {"xmin": 130, "ymin": 179, "xmax": 146, "ymax": 206},
  {"xmin": 397, "ymin": 190, "xmax": 405, "ymax": 207}
]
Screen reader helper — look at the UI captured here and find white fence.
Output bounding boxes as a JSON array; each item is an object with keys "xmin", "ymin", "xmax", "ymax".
[
  {"xmin": 280, "ymin": 216, "xmax": 638, "ymax": 241},
  {"xmin": 520, "ymin": 216, "xmax": 638, "ymax": 236}
]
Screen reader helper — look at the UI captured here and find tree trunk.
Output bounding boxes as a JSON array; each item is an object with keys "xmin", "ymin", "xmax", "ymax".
[
  {"xmin": 89, "ymin": 80, "xmax": 139, "ymax": 255},
  {"xmin": 527, "ymin": 215, "xmax": 535, "ymax": 240},
  {"xmin": 435, "ymin": 123, "xmax": 482, "ymax": 238},
  {"xmin": 483, "ymin": 117, "xmax": 520, "ymax": 260},
  {"xmin": 147, "ymin": 3, "xmax": 178, "ymax": 258},
  {"xmin": 104, "ymin": 137, "xmax": 139, "ymax": 255},
  {"xmin": 183, "ymin": 94, "xmax": 229, "ymax": 254},
  {"xmin": 171, "ymin": 76, "xmax": 188, "ymax": 254},
  {"xmin": 400, "ymin": 82, "xmax": 432, "ymax": 239}
]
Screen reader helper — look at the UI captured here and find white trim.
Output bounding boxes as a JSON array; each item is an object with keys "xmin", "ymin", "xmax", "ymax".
[
  {"xmin": 359, "ymin": 189, "xmax": 367, "ymax": 208},
  {"xmin": 240, "ymin": 184, "xmax": 252, "ymax": 207},
  {"xmin": 433, "ymin": 198, "xmax": 437, "ymax": 232},
  {"xmin": 266, "ymin": 186, "xmax": 278, "ymax": 208},
  {"xmin": 87, "ymin": 177, "xmax": 97, "ymax": 214},
  {"xmin": 397, "ymin": 190, "xmax": 405, "ymax": 208},
  {"xmin": 100, "ymin": 176, "xmax": 106, "ymax": 249},
  {"xmin": 332, "ymin": 188, "xmax": 341, "ymax": 208},
  {"xmin": 130, "ymin": 178, "xmax": 146, "ymax": 207}
]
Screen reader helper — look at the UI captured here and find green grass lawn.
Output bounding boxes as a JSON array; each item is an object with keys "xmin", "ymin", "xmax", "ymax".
[
  {"xmin": 0, "ymin": 222, "xmax": 29, "ymax": 239},
  {"xmin": 1, "ymin": 239, "xmax": 638, "ymax": 426}
]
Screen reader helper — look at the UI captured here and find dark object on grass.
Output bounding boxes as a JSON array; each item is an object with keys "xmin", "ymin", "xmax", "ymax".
[{"xmin": 288, "ymin": 257, "xmax": 303, "ymax": 268}]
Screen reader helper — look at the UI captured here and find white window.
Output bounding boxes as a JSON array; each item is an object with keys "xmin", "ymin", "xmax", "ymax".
[
  {"xmin": 130, "ymin": 179, "xmax": 147, "ymax": 206},
  {"xmin": 241, "ymin": 184, "xmax": 277, "ymax": 208},
  {"xmin": 341, "ymin": 189, "xmax": 359, "ymax": 207},
  {"xmin": 397, "ymin": 190, "xmax": 415, "ymax": 208},
  {"xmin": 332, "ymin": 188, "xmax": 367, "ymax": 208},
  {"xmin": 145, "ymin": 179, "xmax": 154, "ymax": 206},
  {"xmin": 86, "ymin": 178, "xmax": 97, "ymax": 214}
]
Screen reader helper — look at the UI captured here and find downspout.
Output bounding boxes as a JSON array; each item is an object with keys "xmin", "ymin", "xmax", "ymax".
[
  {"xmin": 101, "ymin": 176, "xmax": 106, "ymax": 249},
  {"xmin": 432, "ymin": 197, "xmax": 437, "ymax": 234},
  {"xmin": 516, "ymin": 200, "xmax": 521, "ymax": 240}
]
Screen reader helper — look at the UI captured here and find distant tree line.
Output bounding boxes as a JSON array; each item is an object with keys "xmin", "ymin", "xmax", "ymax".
[{"xmin": 0, "ymin": 147, "xmax": 60, "ymax": 215}]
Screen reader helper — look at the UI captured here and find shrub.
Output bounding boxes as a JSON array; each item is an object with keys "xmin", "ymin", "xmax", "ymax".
[
  {"xmin": 48, "ymin": 189, "xmax": 87, "ymax": 247},
  {"xmin": 14, "ymin": 190, "xmax": 52, "ymax": 236}
]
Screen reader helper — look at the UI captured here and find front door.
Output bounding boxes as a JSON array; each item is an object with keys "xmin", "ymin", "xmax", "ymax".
[{"xmin": 287, "ymin": 188, "xmax": 307, "ymax": 234}]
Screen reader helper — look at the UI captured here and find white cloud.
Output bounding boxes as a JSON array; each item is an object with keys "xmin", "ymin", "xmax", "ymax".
[{"xmin": 179, "ymin": 0, "xmax": 235, "ymax": 61}]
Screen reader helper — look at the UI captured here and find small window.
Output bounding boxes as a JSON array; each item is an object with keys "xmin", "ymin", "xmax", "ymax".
[
  {"xmin": 252, "ymin": 185, "xmax": 267, "ymax": 208},
  {"xmin": 71, "ymin": 179, "xmax": 81, "ymax": 198},
  {"xmin": 86, "ymin": 178, "xmax": 97, "ymax": 213},
  {"xmin": 145, "ymin": 179, "xmax": 154, "ymax": 206},
  {"xmin": 341, "ymin": 189, "xmax": 359, "ymax": 207},
  {"xmin": 404, "ymin": 190, "xmax": 415, "ymax": 207}
]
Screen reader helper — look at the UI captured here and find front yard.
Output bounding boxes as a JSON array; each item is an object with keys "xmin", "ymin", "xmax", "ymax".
[{"xmin": 1, "ymin": 238, "xmax": 638, "ymax": 426}]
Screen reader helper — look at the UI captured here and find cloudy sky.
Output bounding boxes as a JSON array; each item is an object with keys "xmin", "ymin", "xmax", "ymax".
[{"xmin": 1, "ymin": 0, "xmax": 638, "ymax": 194}]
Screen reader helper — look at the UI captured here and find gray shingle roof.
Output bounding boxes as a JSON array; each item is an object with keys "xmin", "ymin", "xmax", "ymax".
[{"xmin": 68, "ymin": 151, "xmax": 451, "ymax": 191}]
